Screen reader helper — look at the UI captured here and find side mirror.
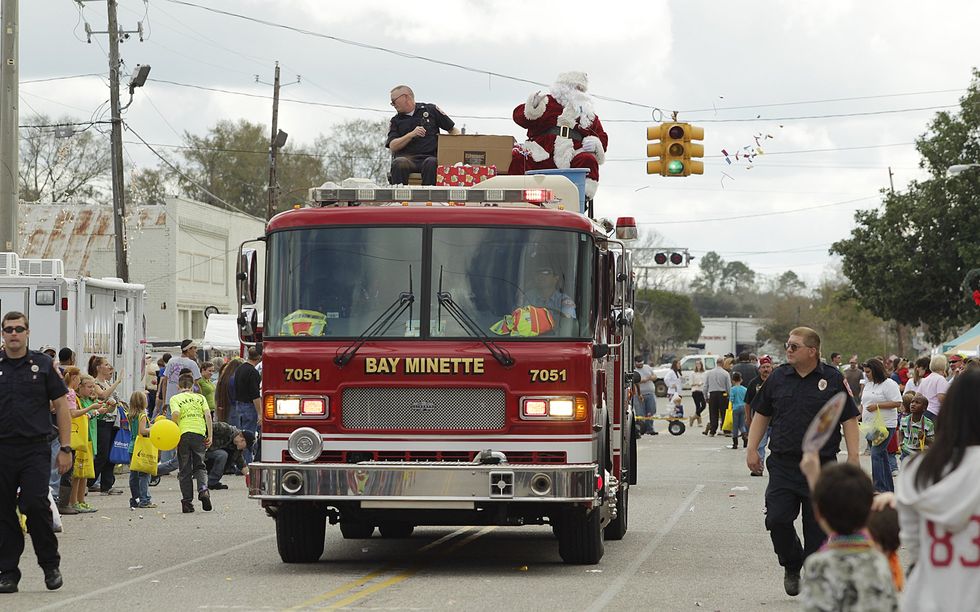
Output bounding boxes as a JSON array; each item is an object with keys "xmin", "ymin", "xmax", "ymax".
[
  {"xmin": 237, "ymin": 248, "xmax": 258, "ymax": 306},
  {"xmin": 238, "ymin": 307, "xmax": 258, "ymax": 344},
  {"xmin": 611, "ymin": 307, "xmax": 634, "ymax": 328},
  {"xmin": 629, "ymin": 371, "xmax": 642, "ymax": 385}
]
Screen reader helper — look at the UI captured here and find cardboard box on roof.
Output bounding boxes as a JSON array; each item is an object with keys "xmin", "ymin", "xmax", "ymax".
[{"xmin": 437, "ymin": 135, "xmax": 515, "ymax": 172}]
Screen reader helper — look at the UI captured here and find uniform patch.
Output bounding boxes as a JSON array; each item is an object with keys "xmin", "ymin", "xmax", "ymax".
[
  {"xmin": 31, "ymin": 364, "xmax": 39, "ymax": 373},
  {"xmin": 817, "ymin": 379, "xmax": 827, "ymax": 391}
]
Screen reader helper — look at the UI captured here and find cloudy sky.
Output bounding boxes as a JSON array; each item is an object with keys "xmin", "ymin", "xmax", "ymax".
[{"xmin": 16, "ymin": 0, "xmax": 980, "ymax": 286}]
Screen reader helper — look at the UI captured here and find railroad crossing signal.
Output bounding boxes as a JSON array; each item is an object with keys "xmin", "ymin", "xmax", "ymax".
[
  {"xmin": 651, "ymin": 249, "xmax": 693, "ymax": 267},
  {"xmin": 646, "ymin": 123, "xmax": 705, "ymax": 177}
]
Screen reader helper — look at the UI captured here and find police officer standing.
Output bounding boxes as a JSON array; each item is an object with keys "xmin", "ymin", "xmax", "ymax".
[
  {"xmin": 386, "ymin": 85, "xmax": 460, "ymax": 185},
  {"xmin": 0, "ymin": 312, "xmax": 72, "ymax": 593},
  {"xmin": 746, "ymin": 326, "xmax": 860, "ymax": 598}
]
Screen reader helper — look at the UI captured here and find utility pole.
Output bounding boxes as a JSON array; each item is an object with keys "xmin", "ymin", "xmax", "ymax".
[
  {"xmin": 105, "ymin": 0, "xmax": 129, "ymax": 281},
  {"xmin": 0, "ymin": 0, "xmax": 18, "ymax": 253},
  {"xmin": 266, "ymin": 62, "xmax": 281, "ymax": 221},
  {"xmin": 888, "ymin": 166, "xmax": 895, "ymax": 195},
  {"xmin": 257, "ymin": 62, "xmax": 298, "ymax": 220}
]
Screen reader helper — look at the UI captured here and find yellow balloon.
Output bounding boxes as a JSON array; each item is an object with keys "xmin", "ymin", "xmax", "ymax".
[{"xmin": 150, "ymin": 419, "xmax": 181, "ymax": 451}]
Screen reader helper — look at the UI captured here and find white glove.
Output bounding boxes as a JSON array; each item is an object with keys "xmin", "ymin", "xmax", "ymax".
[{"xmin": 581, "ymin": 140, "xmax": 597, "ymax": 153}]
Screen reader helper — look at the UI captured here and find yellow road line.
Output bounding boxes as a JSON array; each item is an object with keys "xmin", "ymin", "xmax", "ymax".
[
  {"xmin": 322, "ymin": 526, "xmax": 496, "ymax": 610},
  {"xmin": 288, "ymin": 526, "xmax": 473, "ymax": 610}
]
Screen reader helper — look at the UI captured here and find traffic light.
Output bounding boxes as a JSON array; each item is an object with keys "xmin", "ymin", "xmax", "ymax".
[
  {"xmin": 650, "ymin": 249, "xmax": 693, "ymax": 267},
  {"xmin": 646, "ymin": 123, "xmax": 705, "ymax": 177}
]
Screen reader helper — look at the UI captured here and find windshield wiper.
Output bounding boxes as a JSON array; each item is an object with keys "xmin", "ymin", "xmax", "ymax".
[
  {"xmin": 334, "ymin": 290, "xmax": 415, "ymax": 367},
  {"xmin": 436, "ymin": 290, "xmax": 514, "ymax": 367}
]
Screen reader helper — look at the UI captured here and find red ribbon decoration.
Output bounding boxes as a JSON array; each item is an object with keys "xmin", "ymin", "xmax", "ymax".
[{"xmin": 974, "ymin": 289, "xmax": 980, "ymax": 306}]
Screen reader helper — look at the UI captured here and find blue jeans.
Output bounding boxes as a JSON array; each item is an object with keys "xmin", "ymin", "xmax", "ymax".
[
  {"xmin": 758, "ymin": 426, "xmax": 771, "ymax": 464},
  {"xmin": 229, "ymin": 401, "xmax": 259, "ymax": 463},
  {"xmin": 731, "ymin": 408, "xmax": 747, "ymax": 438},
  {"xmin": 871, "ymin": 427, "xmax": 896, "ymax": 492},
  {"xmin": 129, "ymin": 470, "xmax": 151, "ymax": 506},
  {"xmin": 633, "ymin": 393, "xmax": 657, "ymax": 434}
]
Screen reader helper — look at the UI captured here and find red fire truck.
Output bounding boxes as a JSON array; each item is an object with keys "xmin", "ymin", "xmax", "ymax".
[{"xmin": 238, "ymin": 174, "xmax": 639, "ymax": 565}]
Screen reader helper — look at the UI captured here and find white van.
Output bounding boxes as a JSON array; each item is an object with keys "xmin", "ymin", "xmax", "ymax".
[{"xmin": 651, "ymin": 354, "xmax": 721, "ymax": 397}]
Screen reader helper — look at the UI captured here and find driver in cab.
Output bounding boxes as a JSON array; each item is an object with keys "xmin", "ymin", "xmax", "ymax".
[{"xmin": 525, "ymin": 265, "xmax": 576, "ymax": 320}]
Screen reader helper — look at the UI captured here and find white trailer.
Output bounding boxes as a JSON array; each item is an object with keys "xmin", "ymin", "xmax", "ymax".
[{"xmin": 0, "ymin": 253, "xmax": 146, "ymax": 401}]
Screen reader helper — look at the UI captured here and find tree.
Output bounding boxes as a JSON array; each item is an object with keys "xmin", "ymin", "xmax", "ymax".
[
  {"xmin": 177, "ymin": 119, "xmax": 325, "ymax": 217},
  {"xmin": 721, "ymin": 260, "xmax": 756, "ymax": 294},
  {"xmin": 772, "ymin": 270, "xmax": 806, "ymax": 296},
  {"xmin": 831, "ymin": 70, "xmax": 980, "ymax": 343},
  {"xmin": 18, "ymin": 115, "xmax": 111, "ymax": 202},
  {"xmin": 627, "ymin": 229, "xmax": 677, "ymax": 290},
  {"xmin": 126, "ymin": 167, "xmax": 173, "ymax": 206},
  {"xmin": 633, "ymin": 289, "xmax": 703, "ymax": 357},
  {"xmin": 690, "ymin": 251, "xmax": 725, "ymax": 294},
  {"xmin": 312, "ymin": 119, "xmax": 390, "ymax": 185}
]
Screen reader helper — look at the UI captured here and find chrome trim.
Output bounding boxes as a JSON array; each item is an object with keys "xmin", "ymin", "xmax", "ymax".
[{"xmin": 248, "ymin": 462, "xmax": 598, "ymax": 503}]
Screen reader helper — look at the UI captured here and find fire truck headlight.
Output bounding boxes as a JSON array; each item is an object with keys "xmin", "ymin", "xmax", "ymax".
[
  {"xmin": 276, "ymin": 398, "xmax": 301, "ymax": 416},
  {"xmin": 287, "ymin": 427, "xmax": 323, "ymax": 463},
  {"xmin": 549, "ymin": 399, "xmax": 574, "ymax": 417},
  {"xmin": 520, "ymin": 396, "xmax": 586, "ymax": 420}
]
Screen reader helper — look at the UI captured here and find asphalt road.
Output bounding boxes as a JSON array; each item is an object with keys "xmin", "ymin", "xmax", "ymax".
[{"xmin": 7, "ymin": 398, "xmax": 834, "ymax": 611}]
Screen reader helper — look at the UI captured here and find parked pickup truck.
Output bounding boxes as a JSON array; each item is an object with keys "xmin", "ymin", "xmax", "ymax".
[{"xmin": 651, "ymin": 354, "xmax": 722, "ymax": 397}]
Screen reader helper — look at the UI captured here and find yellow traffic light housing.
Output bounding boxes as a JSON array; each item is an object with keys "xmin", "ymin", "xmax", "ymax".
[{"xmin": 646, "ymin": 122, "xmax": 705, "ymax": 177}]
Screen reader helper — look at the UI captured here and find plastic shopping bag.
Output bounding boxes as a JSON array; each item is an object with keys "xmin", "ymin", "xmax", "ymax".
[
  {"xmin": 860, "ymin": 409, "xmax": 890, "ymax": 446},
  {"xmin": 70, "ymin": 414, "xmax": 89, "ymax": 450},
  {"xmin": 129, "ymin": 435, "xmax": 159, "ymax": 475},
  {"xmin": 722, "ymin": 401, "xmax": 733, "ymax": 432},
  {"xmin": 109, "ymin": 427, "xmax": 132, "ymax": 464},
  {"xmin": 73, "ymin": 444, "xmax": 96, "ymax": 479}
]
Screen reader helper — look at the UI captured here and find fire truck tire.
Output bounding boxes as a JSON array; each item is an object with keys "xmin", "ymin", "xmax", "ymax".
[
  {"xmin": 557, "ymin": 506, "xmax": 604, "ymax": 565},
  {"xmin": 378, "ymin": 522, "xmax": 415, "ymax": 538},
  {"xmin": 339, "ymin": 521, "xmax": 376, "ymax": 539},
  {"xmin": 654, "ymin": 380, "xmax": 668, "ymax": 397},
  {"xmin": 668, "ymin": 420, "xmax": 686, "ymax": 436},
  {"xmin": 275, "ymin": 503, "xmax": 326, "ymax": 563},
  {"xmin": 603, "ymin": 485, "xmax": 628, "ymax": 540}
]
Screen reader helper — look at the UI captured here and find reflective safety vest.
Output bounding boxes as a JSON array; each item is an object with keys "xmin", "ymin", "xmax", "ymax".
[
  {"xmin": 490, "ymin": 305, "xmax": 554, "ymax": 337},
  {"xmin": 280, "ymin": 310, "xmax": 328, "ymax": 336}
]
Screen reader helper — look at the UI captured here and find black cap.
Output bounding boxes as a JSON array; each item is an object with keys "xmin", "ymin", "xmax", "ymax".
[{"xmin": 58, "ymin": 347, "xmax": 74, "ymax": 363}]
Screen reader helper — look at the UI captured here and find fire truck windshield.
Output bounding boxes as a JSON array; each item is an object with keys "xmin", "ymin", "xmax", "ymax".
[{"xmin": 266, "ymin": 226, "xmax": 592, "ymax": 340}]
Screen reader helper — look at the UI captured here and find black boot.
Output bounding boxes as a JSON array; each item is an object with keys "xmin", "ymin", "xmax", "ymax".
[
  {"xmin": 181, "ymin": 499, "xmax": 195, "ymax": 513},
  {"xmin": 731, "ymin": 438, "xmax": 739, "ymax": 449},
  {"xmin": 742, "ymin": 435, "xmax": 749, "ymax": 448}
]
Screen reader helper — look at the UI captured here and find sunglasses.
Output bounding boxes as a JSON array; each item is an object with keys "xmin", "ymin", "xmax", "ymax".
[
  {"xmin": 785, "ymin": 342, "xmax": 812, "ymax": 352},
  {"xmin": 390, "ymin": 92, "xmax": 408, "ymax": 106},
  {"xmin": 2, "ymin": 325, "xmax": 27, "ymax": 334}
]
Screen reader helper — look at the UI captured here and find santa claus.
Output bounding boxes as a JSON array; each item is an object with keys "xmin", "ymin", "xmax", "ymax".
[{"xmin": 507, "ymin": 71, "xmax": 609, "ymax": 200}]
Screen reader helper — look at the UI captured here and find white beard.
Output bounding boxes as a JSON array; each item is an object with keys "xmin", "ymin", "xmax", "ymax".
[{"xmin": 549, "ymin": 83, "xmax": 595, "ymax": 129}]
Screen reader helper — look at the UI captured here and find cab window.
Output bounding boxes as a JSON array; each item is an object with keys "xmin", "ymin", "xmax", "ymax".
[{"xmin": 705, "ymin": 358, "xmax": 716, "ymax": 369}]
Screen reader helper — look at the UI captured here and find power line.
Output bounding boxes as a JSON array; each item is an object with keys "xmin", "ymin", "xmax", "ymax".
[
  {"xmin": 20, "ymin": 73, "xmax": 106, "ymax": 84},
  {"xmin": 678, "ymin": 88, "xmax": 966, "ymax": 114},
  {"xmin": 636, "ymin": 195, "xmax": 879, "ymax": 225},
  {"xmin": 161, "ymin": 0, "xmax": 660, "ymax": 111},
  {"xmin": 18, "ymin": 120, "xmax": 112, "ymax": 129},
  {"xmin": 609, "ymin": 142, "xmax": 917, "ymax": 163},
  {"xmin": 687, "ymin": 104, "xmax": 958, "ymax": 123}
]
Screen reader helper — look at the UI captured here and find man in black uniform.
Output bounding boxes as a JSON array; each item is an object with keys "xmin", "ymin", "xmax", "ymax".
[
  {"xmin": 746, "ymin": 326, "xmax": 860, "ymax": 598},
  {"xmin": 0, "ymin": 311, "xmax": 72, "ymax": 593},
  {"xmin": 386, "ymin": 85, "xmax": 460, "ymax": 185}
]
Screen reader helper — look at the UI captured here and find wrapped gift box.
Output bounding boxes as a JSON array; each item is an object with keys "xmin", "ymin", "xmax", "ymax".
[{"xmin": 436, "ymin": 164, "xmax": 497, "ymax": 187}]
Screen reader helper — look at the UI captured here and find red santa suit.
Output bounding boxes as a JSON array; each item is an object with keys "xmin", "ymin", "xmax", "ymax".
[{"xmin": 507, "ymin": 71, "xmax": 608, "ymax": 199}]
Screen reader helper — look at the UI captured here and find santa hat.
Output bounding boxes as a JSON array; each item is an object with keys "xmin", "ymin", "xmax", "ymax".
[
  {"xmin": 759, "ymin": 355, "xmax": 773, "ymax": 366},
  {"xmin": 555, "ymin": 71, "xmax": 588, "ymax": 92}
]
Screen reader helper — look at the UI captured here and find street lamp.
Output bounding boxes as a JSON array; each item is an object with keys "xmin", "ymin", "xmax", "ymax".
[{"xmin": 947, "ymin": 164, "xmax": 980, "ymax": 175}]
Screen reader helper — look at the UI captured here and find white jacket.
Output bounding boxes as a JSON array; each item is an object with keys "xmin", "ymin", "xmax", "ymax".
[{"xmin": 895, "ymin": 446, "xmax": 980, "ymax": 611}]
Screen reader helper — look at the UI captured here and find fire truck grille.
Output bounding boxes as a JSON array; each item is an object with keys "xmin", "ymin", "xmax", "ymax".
[{"xmin": 341, "ymin": 387, "xmax": 506, "ymax": 430}]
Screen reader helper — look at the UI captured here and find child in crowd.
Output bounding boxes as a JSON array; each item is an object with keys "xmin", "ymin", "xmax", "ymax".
[
  {"xmin": 867, "ymin": 505, "xmax": 904, "ymax": 592},
  {"xmin": 126, "ymin": 391, "xmax": 156, "ymax": 509},
  {"xmin": 729, "ymin": 372, "xmax": 748, "ymax": 449},
  {"xmin": 69, "ymin": 375, "xmax": 110, "ymax": 513},
  {"xmin": 198, "ymin": 361, "xmax": 217, "ymax": 418},
  {"xmin": 899, "ymin": 391, "xmax": 914, "ymax": 417},
  {"xmin": 670, "ymin": 394, "xmax": 684, "ymax": 418},
  {"xmin": 171, "ymin": 373, "xmax": 214, "ymax": 513},
  {"xmin": 799, "ymin": 461, "xmax": 898, "ymax": 612},
  {"xmin": 898, "ymin": 393, "xmax": 934, "ymax": 463}
]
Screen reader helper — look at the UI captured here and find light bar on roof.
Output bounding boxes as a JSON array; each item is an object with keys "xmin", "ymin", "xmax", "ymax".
[{"xmin": 311, "ymin": 186, "xmax": 558, "ymax": 207}]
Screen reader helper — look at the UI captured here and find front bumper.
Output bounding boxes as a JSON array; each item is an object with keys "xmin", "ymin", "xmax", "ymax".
[{"xmin": 247, "ymin": 462, "xmax": 598, "ymax": 503}]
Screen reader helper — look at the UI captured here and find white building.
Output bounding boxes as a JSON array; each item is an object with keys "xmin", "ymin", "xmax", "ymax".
[{"xmin": 18, "ymin": 198, "xmax": 264, "ymax": 343}]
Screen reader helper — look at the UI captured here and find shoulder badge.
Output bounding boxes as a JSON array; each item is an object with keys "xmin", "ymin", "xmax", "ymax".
[
  {"xmin": 31, "ymin": 364, "xmax": 40, "ymax": 373},
  {"xmin": 817, "ymin": 379, "xmax": 827, "ymax": 391}
]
